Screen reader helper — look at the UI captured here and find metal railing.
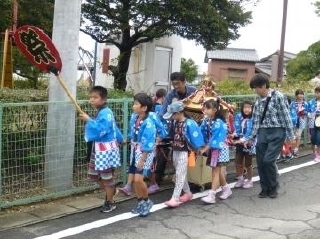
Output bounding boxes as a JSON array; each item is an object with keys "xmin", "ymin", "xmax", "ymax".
[{"xmin": 0, "ymin": 94, "xmax": 311, "ymax": 209}]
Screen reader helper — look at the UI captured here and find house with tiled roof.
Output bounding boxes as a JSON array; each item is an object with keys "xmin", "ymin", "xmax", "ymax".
[
  {"xmin": 205, "ymin": 48, "xmax": 260, "ymax": 81},
  {"xmin": 255, "ymin": 51, "xmax": 296, "ymax": 80}
]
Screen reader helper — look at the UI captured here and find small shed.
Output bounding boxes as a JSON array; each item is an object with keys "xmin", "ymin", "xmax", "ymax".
[{"xmin": 205, "ymin": 48, "xmax": 259, "ymax": 81}]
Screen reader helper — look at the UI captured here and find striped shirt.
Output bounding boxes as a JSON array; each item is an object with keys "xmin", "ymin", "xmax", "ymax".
[{"xmin": 245, "ymin": 89, "xmax": 294, "ymax": 141}]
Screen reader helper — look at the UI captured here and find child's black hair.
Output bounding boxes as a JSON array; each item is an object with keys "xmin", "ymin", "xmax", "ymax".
[
  {"xmin": 240, "ymin": 100, "xmax": 253, "ymax": 118},
  {"xmin": 91, "ymin": 86, "xmax": 108, "ymax": 99},
  {"xmin": 155, "ymin": 88, "xmax": 167, "ymax": 98},
  {"xmin": 295, "ymin": 89, "xmax": 304, "ymax": 96},
  {"xmin": 134, "ymin": 92, "xmax": 153, "ymax": 113},
  {"xmin": 249, "ymin": 73, "xmax": 270, "ymax": 89},
  {"xmin": 203, "ymin": 98, "xmax": 225, "ymax": 121},
  {"xmin": 315, "ymin": 86, "xmax": 320, "ymax": 93}
]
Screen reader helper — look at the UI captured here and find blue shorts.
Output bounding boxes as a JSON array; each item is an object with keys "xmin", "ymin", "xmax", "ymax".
[
  {"xmin": 310, "ymin": 128, "xmax": 320, "ymax": 146},
  {"xmin": 128, "ymin": 159, "xmax": 151, "ymax": 176}
]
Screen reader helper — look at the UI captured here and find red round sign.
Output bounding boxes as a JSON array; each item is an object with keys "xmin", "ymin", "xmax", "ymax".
[{"xmin": 13, "ymin": 25, "xmax": 62, "ymax": 73}]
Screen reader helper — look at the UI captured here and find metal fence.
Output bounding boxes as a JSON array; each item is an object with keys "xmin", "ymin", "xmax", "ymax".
[{"xmin": 0, "ymin": 94, "xmax": 311, "ymax": 209}]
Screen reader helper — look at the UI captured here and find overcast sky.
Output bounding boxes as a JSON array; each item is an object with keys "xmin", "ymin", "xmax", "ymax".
[
  {"xmin": 79, "ymin": 0, "xmax": 320, "ymax": 73},
  {"xmin": 182, "ymin": 0, "xmax": 320, "ymax": 73}
]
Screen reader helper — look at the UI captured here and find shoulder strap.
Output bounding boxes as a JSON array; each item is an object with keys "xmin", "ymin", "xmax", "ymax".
[{"xmin": 260, "ymin": 91, "xmax": 275, "ymax": 124}]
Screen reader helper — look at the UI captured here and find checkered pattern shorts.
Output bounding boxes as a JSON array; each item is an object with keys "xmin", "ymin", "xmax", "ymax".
[
  {"xmin": 94, "ymin": 141, "xmax": 121, "ymax": 170},
  {"xmin": 130, "ymin": 143, "xmax": 154, "ymax": 171}
]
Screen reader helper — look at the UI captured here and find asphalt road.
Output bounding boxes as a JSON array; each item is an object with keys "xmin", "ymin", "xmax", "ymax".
[{"xmin": 2, "ymin": 154, "xmax": 320, "ymax": 239}]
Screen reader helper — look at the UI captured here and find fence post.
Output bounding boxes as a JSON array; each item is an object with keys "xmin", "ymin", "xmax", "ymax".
[{"xmin": 122, "ymin": 98, "xmax": 129, "ymax": 184}]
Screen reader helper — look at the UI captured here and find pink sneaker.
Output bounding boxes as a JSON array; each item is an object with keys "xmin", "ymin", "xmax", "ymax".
[
  {"xmin": 219, "ymin": 185, "xmax": 232, "ymax": 200},
  {"xmin": 179, "ymin": 192, "xmax": 193, "ymax": 203},
  {"xmin": 164, "ymin": 198, "xmax": 181, "ymax": 207},
  {"xmin": 242, "ymin": 180, "xmax": 253, "ymax": 189},
  {"xmin": 118, "ymin": 185, "xmax": 132, "ymax": 196},
  {"xmin": 201, "ymin": 190, "xmax": 216, "ymax": 204},
  {"xmin": 314, "ymin": 156, "xmax": 320, "ymax": 162},
  {"xmin": 147, "ymin": 184, "xmax": 160, "ymax": 194},
  {"xmin": 234, "ymin": 178, "xmax": 244, "ymax": 188}
]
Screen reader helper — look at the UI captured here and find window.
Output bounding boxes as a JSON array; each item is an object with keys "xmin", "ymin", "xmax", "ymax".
[{"xmin": 228, "ymin": 68, "xmax": 247, "ymax": 79}]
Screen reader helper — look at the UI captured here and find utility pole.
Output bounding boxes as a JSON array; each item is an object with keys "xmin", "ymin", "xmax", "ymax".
[
  {"xmin": 45, "ymin": 0, "xmax": 82, "ymax": 191},
  {"xmin": 277, "ymin": 0, "xmax": 288, "ymax": 86}
]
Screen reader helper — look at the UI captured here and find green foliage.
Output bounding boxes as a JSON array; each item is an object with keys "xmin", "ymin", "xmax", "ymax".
[
  {"xmin": 0, "ymin": 82, "xmax": 134, "ymax": 103},
  {"xmin": 81, "ymin": 0, "xmax": 255, "ymax": 91},
  {"xmin": 314, "ymin": 1, "xmax": 320, "ymax": 16},
  {"xmin": 17, "ymin": 0, "xmax": 54, "ymax": 36},
  {"xmin": 213, "ymin": 78, "xmax": 315, "ymax": 96},
  {"xmin": 0, "ymin": 0, "xmax": 11, "ymax": 32},
  {"xmin": 14, "ymin": 78, "xmax": 49, "ymax": 90},
  {"xmin": 286, "ymin": 41, "xmax": 320, "ymax": 81},
  {"xmin": 0, "ymin": 0, "xmax": 54, "ymax": 88},
  {"xmin": 180, "ymin": 58, "xmax": 198, "ymax": 83}
]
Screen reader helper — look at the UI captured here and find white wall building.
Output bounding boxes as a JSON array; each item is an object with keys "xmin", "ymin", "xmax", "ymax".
[{"xmin": 94, "ymin": 35, "xmax": 182, "ymax": 94}]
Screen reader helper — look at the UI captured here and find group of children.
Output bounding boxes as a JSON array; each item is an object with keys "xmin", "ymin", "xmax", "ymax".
[
  {"xmin": 79, "ymin": 84, "xmax": 320, "ymax": 218},
  {"xmin": 279, "ymin": 87, "xmax": 320, "ymax": 162}
]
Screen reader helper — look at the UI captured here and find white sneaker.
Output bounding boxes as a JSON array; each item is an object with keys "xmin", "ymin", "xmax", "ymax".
[
  {"xmin": 219, "ymin": 185, "xmax": 232, "ymax": 200},
  {"xmin": 242, "ymin": 180, "xmax": 253, "ymax": 189},
  {"xmin": 201, "ymin": 190, "xmax": 216, "ymax": 204}
]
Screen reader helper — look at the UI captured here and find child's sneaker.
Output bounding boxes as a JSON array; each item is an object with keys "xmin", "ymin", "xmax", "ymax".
[
  {"xmin": 234, "ymin": 177, "xmax": 244, "ymax": 188},
  {"xmin": 242, "ymin": 180, "xmax": 253, "ymax": 189},
  {"xmin": 284, "ymin": 154, "xmax": 293, "ymax": 163},
  {"xmin": 100, "ymin": 201, "xmax": 116, "ymax": 213},
  {"xmin": 131, "ymin": 200, "xmax": 144, "ymax": 214},
  {"xmin": 179, "ymin": 192, "xmax": 193, "ymax": 203},
  {"xmin": 164, "ymin": 198, "xmax": 181, "ymax": 207},
  {"xmin": 201, "ymin": 190, "xmax": 216, "ymax": 204},
  {"xmin": 314, "ymin": 155, "xmax": 320, "ymax": 163},
  {"xmin": 118, "ymin": 184, "xmax": 132, "ymax": 196},
  {"xmin": 139, "ymin": 199, "xmax": 154, "ymax": 217},
  {"xmin": 293, "ymin": 149, "xmax": 299, "ymax": 157},
  {"xmin": 147, "ymin": 184, "xmax": 160, "ymax": 194},
  {"xmin": 219, "ymin": 185, "xmax": 232, "ymax": 200}
]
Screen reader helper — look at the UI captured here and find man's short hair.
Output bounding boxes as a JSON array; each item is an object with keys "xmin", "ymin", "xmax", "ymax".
[
  {"xmin": 170, "ymin": 72, "xmax": 185, "ymax": 82},
  {"xmin": 249, "ymin": 73, "xmax": 270, "ymax": 89}
]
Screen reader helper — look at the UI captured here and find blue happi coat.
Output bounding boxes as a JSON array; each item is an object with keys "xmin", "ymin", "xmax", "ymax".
[
  {"xmin": 170, "ymin": 118, "xmax": 205, "ymax": 151},
  {"xmin": 128, "ymin": 113, "xmax": 157, "ymax": 171},
  {"xmin": 200, "ymin": 117, "xmax": 229, "ymax": 163},
  {"xmin": 85, "ymin": 107, "xmax": 122, "ymax": 170}
]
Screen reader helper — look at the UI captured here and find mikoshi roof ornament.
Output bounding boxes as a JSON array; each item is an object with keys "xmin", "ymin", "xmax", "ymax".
[{"xmin": 182, "ymin": 74, "xmax": 234, "ymax": 123}]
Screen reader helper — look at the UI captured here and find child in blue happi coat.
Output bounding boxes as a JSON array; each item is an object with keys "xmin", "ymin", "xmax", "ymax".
[
  {"xmin": 79, "ymin": 86, "xmax": 123, "ymax": 213},
  {"xmin": 163, "ymin": 101, "xmax": 204, "ymax": 208},
  {"xmin": 127, "ymin": 93, "xmax": 157, "ymax": 217},
  {"xmin": 199, "ymin": 99, "xmax": 231, "ymax": 204}
]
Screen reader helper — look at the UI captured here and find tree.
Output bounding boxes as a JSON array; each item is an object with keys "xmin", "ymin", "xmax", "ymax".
[
  {"xmin": 314, "ymin": 1, "xmax": 320, "ymax": 16},
  {"xmin": 180, "ymin": 58, "xmax": 198, "ymax": 83},
  {"xmin": 286, "ymin": 41, "xmax": 320, "ymax": 81},
  {"xmin": 0, "ymin": 0, "xmax": 54, "ymax": 88},
  {"xmin": 81, "ymin": 0, "xmax": 255, "ymax": 91},
  {"xmin": 0, "ymin": 0, "xmax": 12, "ymax": 32}
]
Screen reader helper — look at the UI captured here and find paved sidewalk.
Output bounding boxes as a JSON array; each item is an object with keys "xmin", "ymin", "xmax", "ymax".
[{"xmin": 0, "ymin": 148, "xmax": 312, "ymax": 232}]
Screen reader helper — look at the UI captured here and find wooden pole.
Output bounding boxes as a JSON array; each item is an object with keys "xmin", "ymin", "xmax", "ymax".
[
  {"xmin": 277, "ymin": 0, "xmax": 288, "ymax": 85},
  {"xmin": 1, "ymin": 29, "xmax": 9, "ymax": 89}
]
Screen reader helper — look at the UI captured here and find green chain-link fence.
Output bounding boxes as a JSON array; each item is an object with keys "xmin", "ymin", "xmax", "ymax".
[{"xmin": 0, "ymin": 94, "xmax": 311, "ymax": 209}]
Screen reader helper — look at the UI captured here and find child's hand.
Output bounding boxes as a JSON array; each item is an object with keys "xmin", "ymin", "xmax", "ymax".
[
  {"xmin": 137, "ymin": 159, "xmax": 145, "ymax": 171},
  {"xmin": 198, "ymin": 146, "xmax": 207, "ymax": 155},
  {"xmin": 79, "ymin": 113, "xmax": 90, "ymax": 122}
]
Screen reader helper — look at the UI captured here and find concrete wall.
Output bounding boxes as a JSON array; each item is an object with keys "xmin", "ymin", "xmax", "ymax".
[
  {"xmin": 207, "ymin": 60, "xmax": 256, "ymax": 81},
  {"xmin": 94, "ymin": 35, "xmax": 182, "ymax": 94}
]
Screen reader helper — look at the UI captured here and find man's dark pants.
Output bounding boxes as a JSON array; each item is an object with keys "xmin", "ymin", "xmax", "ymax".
[{"xmin": 256, "ymin": 128, "xmax": 286, "ymax": 192}]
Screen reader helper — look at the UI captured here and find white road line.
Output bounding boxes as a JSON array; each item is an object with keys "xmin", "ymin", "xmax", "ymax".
[{"xmin": 34, "ymin": 160, "xmax": 318, "ymax": 239}]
